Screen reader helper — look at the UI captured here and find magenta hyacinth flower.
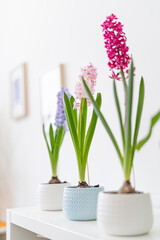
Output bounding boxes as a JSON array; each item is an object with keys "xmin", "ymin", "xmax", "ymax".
[
  {"xmin": 74, "ymin": 63, "xmax": 97, "ymax": 109},
  {"xmin": 55, "ymin": 87, "xmax": 71, "ymax": 130},
  {"xmin": 102, "ymin": 14, "xmax": 131, "ymax": 80}
]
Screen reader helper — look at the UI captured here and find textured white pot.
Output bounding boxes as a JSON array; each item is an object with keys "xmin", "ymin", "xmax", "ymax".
[
  {"xmin": 38, "ymin": 182, "xmax": 69, "ymax": 211},
  {"xmin": 97, "ymin": 192, "xmax": 153, "ymax": 236}
]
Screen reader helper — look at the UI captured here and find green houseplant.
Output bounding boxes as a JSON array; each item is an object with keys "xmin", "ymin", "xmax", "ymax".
[
  {"xmin": 83, "ymin": 14, "xmax": 160, "ymax": 235},
  {"xmin": 43, "ymin": 123, "xmax": 65, "ymax": 184},
  {"xmin": 38, "ymin": 88, "xmax": 70, "ymax": 211},
  {"xmin": 62, "ymin": 63, "xmax": 104, "ymax": 220}
]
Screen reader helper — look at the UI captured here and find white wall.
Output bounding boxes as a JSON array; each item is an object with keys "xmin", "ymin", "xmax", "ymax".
[{"xmin": 0, "ymin": 0, "xmax": 160, "ymax": 220}]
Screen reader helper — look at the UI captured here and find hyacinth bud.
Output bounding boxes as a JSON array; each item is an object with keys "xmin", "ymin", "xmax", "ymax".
[
  {"xmin": 74, "ymin": 63, "xmax": 97, "ymax": 109},
  {"xmin": 54, "ymin": 87, "xmax": 71, "ymax": 130}
]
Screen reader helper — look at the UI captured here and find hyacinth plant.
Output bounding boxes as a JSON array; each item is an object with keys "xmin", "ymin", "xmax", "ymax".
[
  {"xmin": 83, "ymin": 14, "xmax": 160, "ymax": 193},
  {"xmin": 63, "ymin": 63, "xmax": 102, "ymax": 188},
  {"xmin": 43, "ymin": 88, "xmax": 71, "ymax": 184}
]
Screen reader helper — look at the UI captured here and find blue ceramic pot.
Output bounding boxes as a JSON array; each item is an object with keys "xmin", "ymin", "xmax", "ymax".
[{"xmin": 63, "ymin": 186, "xmax": 104, "ymax": 221}]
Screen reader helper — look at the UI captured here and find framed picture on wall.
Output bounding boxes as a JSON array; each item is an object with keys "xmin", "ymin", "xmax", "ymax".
[
  {"xmin": 10, "ymin": 63, "xmax": 28, "ymax": 119},
  {"xmin": 40, "ymin": 64, "xmax": 65, "ymax": 130}
]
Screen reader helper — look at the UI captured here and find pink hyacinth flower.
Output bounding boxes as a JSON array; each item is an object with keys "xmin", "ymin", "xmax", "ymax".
[
  {"xmin": 74, "ymin": 63, "xmax": 97, "ymax": 110},
  {"xmin": 102, "ymin": 14, "xmax": 131, "ymax": 80}
]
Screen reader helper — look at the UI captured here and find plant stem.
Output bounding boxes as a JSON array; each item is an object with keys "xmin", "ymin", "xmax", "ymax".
[
  {"xmin": 120, "ymin": 70, "xmax": 128, "ymax": 132},
  {"xmin": 52, "ymin": 162, "xmax": 57, "ymax": 177},
  {"xmin": 79, "ymin": 168, "xmax": 85, "ymax": 182},
  {"xmin": 113, "ymin": 79, "xmax": 125, "ymax": 151},
  {"xmin": 123, "ymin": 60, "xmax": 134, "ymax": 181}
]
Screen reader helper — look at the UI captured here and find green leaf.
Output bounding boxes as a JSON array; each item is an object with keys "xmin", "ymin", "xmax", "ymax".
[
  {"xmin": 42, "ymin": 124, "xmax": 54, "ymax": 174},
  {"xmin": 55, "ymin": 128, "xmax": 59, "ymax": 142},
  {"xmin": 82, "ymin": 93, "xmax": 102, "ymax": 174},
  {"xmin": 59, "ymin": 126, "xmax": 65, "ymax": 147},
  {"xmin": 70, "ymin": 96, "xmax": 75, "ymax": 106},
  {"xmin": 121, "ymin": 70, "xmax": 128, "ymax": 93},
  {"xmin": 136, "ymin": 111, "xmax": 160, "ymax": 150},
  {"xmin": 53, "ymin": 126, "xmax": 65, "ymax": 176},
  {"xmin": 77, "ymin": 99, "xmax": 83, "ymax": 141},
  {"xmin": 78, "ymin": 98, "xmax": 87, "ymax": 157},
  {"xmin": 43, "ymin": 124, "xmax": 52, "ymax": 158},
  {"xmin": 63, "ymin": 92, "xmax": 82, "ymax": 176},
  {"xmin": 124, "ymin": 59, "xmax": 134, "ymax": 180},
  {"xmin": 49, "ymin": 124, "xmax": 55, "ymax": 153},
  {"xmin": 70, "ymin": 96, "xmax": 77, "ymax": 128},
  {"xmin": 132, "ymin": 77, "xmax": 145, "ymax": 160},
  {"xmin": 82, "ymin": 78, "xmax": 123, "ymax": 165},
  {"xmin": 113, "ymin": 79, "xmax": 125, "ymax": 150},
  {"xmin": 55, "ymin": 126, "xmax": 65, "ymax": 151}
]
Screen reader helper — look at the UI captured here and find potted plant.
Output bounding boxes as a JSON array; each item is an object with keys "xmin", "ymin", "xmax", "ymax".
[
  {"xmin": 63, "ymin": 63, "xmax": 104, "ymax": 221},
  {"xmin": 38, "ymin": 88, "xmax": 70, "ymax": 211},
  {"xmin": 83, "ymin": 14, "xmax": 160, "ymax": 235}
]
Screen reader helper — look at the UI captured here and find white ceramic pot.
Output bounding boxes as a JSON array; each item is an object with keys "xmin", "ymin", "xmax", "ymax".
[
  {"xmin": 38, "ymin": 182, "xmax": 69, "ymax": 211},
  {"xmin": 97, "ymin": 192, "xmax": 153, "ymax": 236}
]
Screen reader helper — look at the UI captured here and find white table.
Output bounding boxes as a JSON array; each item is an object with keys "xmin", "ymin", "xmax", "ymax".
[{"xmin": 6, "ymin": 207, "xmax": 160, "ymax": 240}]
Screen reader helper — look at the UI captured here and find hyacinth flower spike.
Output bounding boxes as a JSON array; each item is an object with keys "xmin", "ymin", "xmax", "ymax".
[
  {"xmin": 83, "ymin": 14, "xmax": 160, "ymax": 193},
  {"xmin": 63, "ymin": 63, "xmax": 102, "ymax": 187},
  {"xmin": 43, "ymin": 88, "xmax": 71, "ymax": 184}
]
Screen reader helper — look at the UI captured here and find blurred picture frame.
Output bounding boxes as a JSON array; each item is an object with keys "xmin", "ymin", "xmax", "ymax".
[
  {"xmin": 40, "ymin": 64, "xmax": 65, "ymax": 130},
  {"xmin": 10, "ymin": 63, "xmax": 28, "ymax": 119}
]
